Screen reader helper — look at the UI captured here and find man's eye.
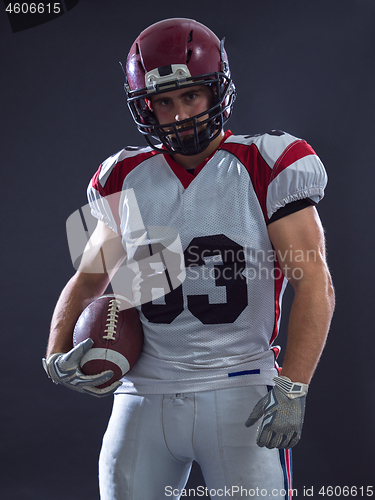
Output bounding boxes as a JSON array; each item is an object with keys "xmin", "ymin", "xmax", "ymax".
[{"xmin": 156, "ymin": 99, "xmax": 170, "ymax": 107}]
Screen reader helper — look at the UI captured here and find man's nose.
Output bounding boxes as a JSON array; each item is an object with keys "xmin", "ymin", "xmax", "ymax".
[{"xmin": 174, "ymin": 103, "xmax": 190, "ymax": 122}]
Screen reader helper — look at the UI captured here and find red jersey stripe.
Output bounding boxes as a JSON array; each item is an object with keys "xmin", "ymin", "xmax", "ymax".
[
  {"xmin": 271, "ymin": 139, "xmax": 316, "ymax": 182},
  {"xmin": 90, "ymin": 149, "xmax": 158, "ymax": 232},
  {"xmin": 220, "ymin": 141, "xmax": 272, "ymax": 221},
  {"xmin": 92, "ymin": 149, "xmax": 159, "ymax": 196}
]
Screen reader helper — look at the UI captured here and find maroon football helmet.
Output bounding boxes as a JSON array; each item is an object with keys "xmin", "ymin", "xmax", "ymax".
[{"xmin": 124, "ymin": 18, "xmax": 236, "ymax": 155}]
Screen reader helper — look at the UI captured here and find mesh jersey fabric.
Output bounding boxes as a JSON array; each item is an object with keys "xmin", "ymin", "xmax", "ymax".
[{"xmin": 87, "ymin": 130, "xmax": 327, "ymax": 394}]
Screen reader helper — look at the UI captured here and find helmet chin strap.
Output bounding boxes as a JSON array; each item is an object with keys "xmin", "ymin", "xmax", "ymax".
[{"xmin": 165, "ymin": 112, "xmax": 223, "ymax": 156}]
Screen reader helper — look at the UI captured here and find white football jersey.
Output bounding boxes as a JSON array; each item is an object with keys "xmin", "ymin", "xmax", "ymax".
[{"xmin": 87, "ymin": 130, "xmax": 327, "ymax": 394}]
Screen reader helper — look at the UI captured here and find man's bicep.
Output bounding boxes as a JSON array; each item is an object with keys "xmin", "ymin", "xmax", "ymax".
[
  {"xmin": 78, "ymin": 220, "xmax": 127, "ymax": 276},
  {"xmin": 267, "ymin": 205, "xmax": 328, "ymax": 285}
]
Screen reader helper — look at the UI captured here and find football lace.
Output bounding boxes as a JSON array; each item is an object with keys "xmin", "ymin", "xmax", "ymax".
[{"xmin": 103, "ymin": 299, "xmax": 121, "ymax": 341}]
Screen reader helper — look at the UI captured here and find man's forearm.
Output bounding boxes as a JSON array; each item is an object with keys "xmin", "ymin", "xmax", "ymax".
[
  {"xmin": 279, "ymin": 269, "xmax": 335, "ymax": 384},
  {"xmin": 46, "ymin": 272, "xmax": 110, "ymax": 357}
]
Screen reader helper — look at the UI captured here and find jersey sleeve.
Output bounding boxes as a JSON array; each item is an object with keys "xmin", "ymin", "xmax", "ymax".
[
  {"xmin": 87, "ymin": 146, "xmax": 157, "ymax": 235},
  {"xmin": 87, "ymin": 149, "xmax": 125, "ymax": 234},
  {"xmin": 265, "ymin": 135, "xmax": 327, "ymax": 220}
]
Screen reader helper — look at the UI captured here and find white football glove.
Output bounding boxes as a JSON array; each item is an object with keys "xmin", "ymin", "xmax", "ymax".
[
  {"xmin": 245, "ymin": 376, "xmax": 308, "ymax": 449},
  {"xmin": 42, "ymin": 338, "xmax": 122, "ymax": 397}
]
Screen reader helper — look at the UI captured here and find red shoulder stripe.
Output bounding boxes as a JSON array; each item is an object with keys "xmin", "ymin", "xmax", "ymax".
[
  {"xmin": 92, "ymin": 149, "xmax": 158, "ymax": 197},
  {"xmin": 90, "ymin": 149, "xmax": 158, "ymax": 233},
  {"xmin": 270, "ymin": 139, "xmax": 316, "ymax": 182},
  {"xmin": 220, "ymin": 141, "xmax": 272, "ymax": 221}
]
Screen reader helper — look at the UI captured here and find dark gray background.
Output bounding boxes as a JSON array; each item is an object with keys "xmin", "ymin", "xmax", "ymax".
[{"xmin": 1, "ymin": 0, "xmax": 374, "ymax": 498}]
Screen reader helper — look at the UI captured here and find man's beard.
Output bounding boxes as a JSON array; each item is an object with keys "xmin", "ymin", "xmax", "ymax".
[{"xmin": 169, "ymin": 123, "xmax": 213, "ymax": 155}]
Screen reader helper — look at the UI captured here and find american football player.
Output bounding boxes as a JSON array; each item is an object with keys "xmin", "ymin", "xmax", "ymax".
[{"xmin": 43, "ymin": 18, "xmax": 335, "ymax": 499}]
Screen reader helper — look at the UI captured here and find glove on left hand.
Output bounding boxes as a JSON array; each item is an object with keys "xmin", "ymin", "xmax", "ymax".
[{"xmin": 245, "ymin": 376, "xmax": 308, "ymax": 449}]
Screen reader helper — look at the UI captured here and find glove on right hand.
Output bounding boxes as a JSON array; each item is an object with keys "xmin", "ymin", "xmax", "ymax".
[{"xmin": 42, "ymin": 338, "xmax": 122, "ymax": 397}]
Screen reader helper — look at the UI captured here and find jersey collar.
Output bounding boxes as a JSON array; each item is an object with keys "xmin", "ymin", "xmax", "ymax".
[{"xmin": 164, "ymin": 130, "xmax": 233, "ymax": 189}]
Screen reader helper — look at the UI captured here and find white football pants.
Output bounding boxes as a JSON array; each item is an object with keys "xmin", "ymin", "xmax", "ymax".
[{"xmin": 99, "ymin": 386, "xmax": 292, "ymax": 499}]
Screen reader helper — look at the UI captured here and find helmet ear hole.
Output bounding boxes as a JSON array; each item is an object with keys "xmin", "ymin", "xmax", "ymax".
[{"xmin": 134, "ymin": 98, "xmax": 156, "ymax": 127}]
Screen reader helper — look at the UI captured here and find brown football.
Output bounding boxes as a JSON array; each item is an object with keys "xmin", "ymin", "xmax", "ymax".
[{"xmin": 73, "ymin": 294, "xmax": 143, "ymax": 388}]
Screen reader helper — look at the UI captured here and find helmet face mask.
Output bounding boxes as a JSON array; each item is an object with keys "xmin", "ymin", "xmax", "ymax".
[{"xmin": 124, "ymin": 18, "xmax": 236, "ymax": 156}]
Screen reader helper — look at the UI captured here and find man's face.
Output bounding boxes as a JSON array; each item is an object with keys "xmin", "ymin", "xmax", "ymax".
[{"xmin": 149, "ymin": 84, "xmax": 212, "ymax": 140}]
